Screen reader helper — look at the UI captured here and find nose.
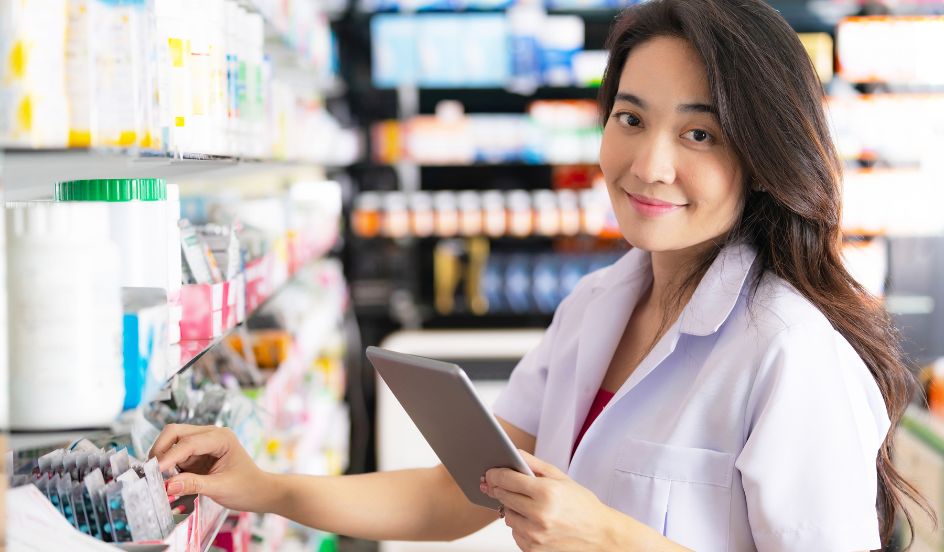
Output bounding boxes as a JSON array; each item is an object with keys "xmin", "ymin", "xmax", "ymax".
[{"xmin": 630, "ymin": 133, "xmax": 677, "ymax": 185}]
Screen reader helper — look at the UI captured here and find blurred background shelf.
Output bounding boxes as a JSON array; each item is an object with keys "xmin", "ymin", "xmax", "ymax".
[{"xmin": 0, "ymin": 148, "xmax": 357, "ymax": 201}]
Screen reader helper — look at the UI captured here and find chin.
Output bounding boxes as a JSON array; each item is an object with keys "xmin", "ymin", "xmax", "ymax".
[{"xmin": 620, "ymin": 230, "xmax": 670, "ymax": 252}]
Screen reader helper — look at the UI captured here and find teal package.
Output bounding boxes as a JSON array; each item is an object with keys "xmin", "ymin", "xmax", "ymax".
[{"xmin": 122, "ymin": 288, "xmax": 170, "ymax": 410}]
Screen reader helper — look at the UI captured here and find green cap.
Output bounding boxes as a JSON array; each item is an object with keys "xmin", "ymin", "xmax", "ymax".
[{"xmin": 55, "ymin": 178, "xmax": 167, "ymax": 201}]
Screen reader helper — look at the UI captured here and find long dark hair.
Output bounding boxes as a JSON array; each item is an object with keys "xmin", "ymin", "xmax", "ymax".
[{"xmin": 598, "ymin": 0, "xmax": 933, "ymax": 546}]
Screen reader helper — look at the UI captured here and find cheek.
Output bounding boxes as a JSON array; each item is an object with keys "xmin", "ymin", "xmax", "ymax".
[
  {"xmin": 685, "ymin": 164, "xmax": 743, "ymax": 226},
  {"xmin": 598, "ymin": 125, "xmax": 627, "ymax": 181}
]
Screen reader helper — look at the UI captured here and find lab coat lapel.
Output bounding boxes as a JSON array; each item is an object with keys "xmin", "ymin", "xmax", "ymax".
[
  {"xmin": 606, "ymin": 244, "xmax": 759, "ymax": 410},
  {"xmin": 570, "ymin": 250, "xmax": 651, "ymax": 452}
]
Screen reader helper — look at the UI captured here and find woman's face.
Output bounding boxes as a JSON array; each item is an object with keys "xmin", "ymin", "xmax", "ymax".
[{"xmin": 599, "ymin": 36, "xmax": 744, "ymax": 253}]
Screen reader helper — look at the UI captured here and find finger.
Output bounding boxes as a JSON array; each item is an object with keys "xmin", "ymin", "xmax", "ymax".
[
  {"xmin": 486, "ymin": 467, "xmax": 539, "ymax": 498},
  {"xmin": 149, "ymin": 424, "xmax": 215, "ymax": 460},
  {"xmin": 519, "ymin": 450, "xmax": 565, "ymax": 479},
  {"xmin": 156, "ymin": 430, "xmax": 231, "ymax": 473},
  {"xmin": 511, "ymin": 529, "xmax": 532, "ymax": 552},
  {"xmin": 165, "ymin": 473, "xmax": 218, "ymax": 498},
  {"xmin": 491, "ymin": 486, "xmax": 535, "ymax": 517}
]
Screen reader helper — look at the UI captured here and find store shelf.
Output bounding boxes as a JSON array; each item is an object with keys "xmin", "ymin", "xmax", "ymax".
[
  {"xmin": 0, "ymin": 148, "xmax": 352, "ymax": 201},
  {"xmin": 354, "ymin": 3, "xmax": 839, "ymax": 29},
  {"xmin": 365, "ymin": 160, "xmax": 598, "ymax": 168},
  {"xmin": 8, "ymin": 256, "xmax": 331, "ymax": 453}
]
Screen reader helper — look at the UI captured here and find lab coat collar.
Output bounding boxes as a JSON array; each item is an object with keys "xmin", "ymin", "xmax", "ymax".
[
  {"xmin": 568, "ymin": 243, "xmax": 758, "ymax": 461},
  {"xmin": 571, "ymin": 247, "xmax": 653, "ymax": 451},
  {"xmin": 678, "ymin": 243, "xmax": 758, "ymax": 336}
]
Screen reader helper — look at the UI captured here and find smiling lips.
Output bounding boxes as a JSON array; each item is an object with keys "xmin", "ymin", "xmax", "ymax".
[{"xmin": 626, "ymin": 192, "xmax": 686, "ymax": 217}]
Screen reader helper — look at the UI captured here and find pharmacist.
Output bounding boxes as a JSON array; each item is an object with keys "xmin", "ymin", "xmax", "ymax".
[{"xmin": 151, "ymin": 0, "xmax": 926, "ymax": 550}]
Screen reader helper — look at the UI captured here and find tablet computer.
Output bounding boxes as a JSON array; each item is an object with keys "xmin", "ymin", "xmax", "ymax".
[{"xmin": 366, "ymin": 346, "xmax": 534, "ymax": 510}]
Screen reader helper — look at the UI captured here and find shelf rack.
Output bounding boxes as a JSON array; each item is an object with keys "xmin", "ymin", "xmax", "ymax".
[{"xmin": 8, "ymin": 252, "xmax": 329, "ymax": 453}]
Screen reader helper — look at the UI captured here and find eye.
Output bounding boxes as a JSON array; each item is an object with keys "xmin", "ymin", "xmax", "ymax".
[
  {"xmin": 683, "ymin": 128, "xmax": 715, "ymax": 144},
  {"xmin": 612, "ymin": 112, "xmax": 642, "ymax": 127}
]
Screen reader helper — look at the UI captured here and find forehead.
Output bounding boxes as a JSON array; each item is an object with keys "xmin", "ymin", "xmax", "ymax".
[{"xmin": 616, "ymin": 36, "xmax": 712, "ymax": 105}]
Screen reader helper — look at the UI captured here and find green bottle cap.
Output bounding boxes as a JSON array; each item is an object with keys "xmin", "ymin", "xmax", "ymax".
[{"xmin": 55, "ymin": 178, "xmax": 167, "ymax": 201}]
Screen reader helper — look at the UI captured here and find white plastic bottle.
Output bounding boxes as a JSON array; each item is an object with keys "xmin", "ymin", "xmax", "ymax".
[
  {"xmin": 55, "ymin": 178, "xmax": 169, "ymax": 292},
  {"xmin": 7, "ymin": 202, "xmax": 124, "ymax": 430}
]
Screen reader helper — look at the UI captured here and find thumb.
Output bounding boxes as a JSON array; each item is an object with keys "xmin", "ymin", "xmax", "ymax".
[
  {"xmin": 519, "ymin": 449, "xmax": 565, "ymax": 479},
  {"xmin": 165, "ymin": 473, "xmax": 217, "ymax": 498}
]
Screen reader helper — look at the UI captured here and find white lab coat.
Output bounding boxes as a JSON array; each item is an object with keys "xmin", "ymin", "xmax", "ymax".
[{"xmin": 493, "ymin": 243, "xmax": 890, "ymax": 551}]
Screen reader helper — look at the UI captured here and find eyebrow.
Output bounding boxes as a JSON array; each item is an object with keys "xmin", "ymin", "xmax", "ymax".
[{"xmin": 614, "ymin": 91, "xmax": 717, "ymax": 115}]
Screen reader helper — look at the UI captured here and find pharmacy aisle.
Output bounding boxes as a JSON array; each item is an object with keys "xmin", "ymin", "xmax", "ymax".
[
  {"xmin": 334, "ymin": 1, "xmax": 944, "ymax": 551},
  {"xmin": 2, "ymin": 0, "xmax": 360, "ymax": 549}
]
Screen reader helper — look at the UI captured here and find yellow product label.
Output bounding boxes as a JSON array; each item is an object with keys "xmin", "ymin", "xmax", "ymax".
[
  {"xmin": 16, "ymin": 95, "xmax": 31, "ymax": 132},
  {"xmin": 9, "ymin": 40, "xmax": 27, "ymax": 80},
  {"xmin": 168, "ymin": 37, "xmax": 187, "ymax": 68},
  {"xmin": 139, "ymin": 131, "xmax": 153, "ymax": 149},
  {"xmin": 175, "ymin": 116, "xmax": 185, "ymax": 127},
  {"xmin": 68, "ymin": 129, "xmax": 91, "ymax": 147},
  {"xmin": 117, "ymin": 130, "xmax": 136, "ymax": 146}
]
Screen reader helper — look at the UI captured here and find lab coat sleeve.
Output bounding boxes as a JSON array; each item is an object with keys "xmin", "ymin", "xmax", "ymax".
[
  {"xmin": 735, "ymin": 322, "xmax": 890, "ymax": 552},
  {"xmin": 491, "ymin": 293, "xmax": 571, "ymax": 437}
]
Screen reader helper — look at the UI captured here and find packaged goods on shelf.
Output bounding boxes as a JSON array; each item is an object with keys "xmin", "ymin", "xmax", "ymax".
[
  {"xmin": 371, "ymin": 12, "xmax": 603, "ymax": 88},
  {"xmin": 0, "ymin": 0, "xmax": 354, "ymax": 163},
  {"xmin": 838, "ymin": 16, "xmax": 944, "ymax": 86},
  {"xmin": 6, "ymin": 201, "xmax": 125, "ymax": 430},
  {"xmin": 122, "ymin": 288, "xmax": 171, "ymax": 410},
  {"xmin": 0, "ymin": 0, "xmax": 70, "ymax": 147},
  {"xmin": 9, "ymin": 446, "xmax": 176, "ymax": 543},
  {"xmin": 827, "ymin": 94, "xmax": 944, "ymax": 169},
  {"xmin": 352, "ymin": 187, "xmax": 612, "ymax": 239},
  {"xmin": 372, "ymin": 100, "xmax": 600, "ymax": 165},
  {"xmin": 361, "ymin": 0, "xmax": 638, "ymax": 13},
  {"xmin": 434, "ymin": 240, "xmax": 623, "ymax": 316},
  {"xmin": 842, "ymin": 169, "xmax": 944, "ymax": 236}
]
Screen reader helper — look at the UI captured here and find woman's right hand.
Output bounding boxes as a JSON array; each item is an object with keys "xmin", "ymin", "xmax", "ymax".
[{"xmin": 149, "ymin": 423, "xmax": 281, "ymax": 513}]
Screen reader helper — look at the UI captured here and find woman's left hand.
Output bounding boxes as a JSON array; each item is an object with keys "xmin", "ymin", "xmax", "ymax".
[{"xmin": 481, "ymin": 450, "xmax": 619, "ymax": 551}]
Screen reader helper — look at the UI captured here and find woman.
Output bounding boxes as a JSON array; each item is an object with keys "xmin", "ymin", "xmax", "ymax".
[{"xmin": 151, "ymin": 0, "xmax": 930, "ymax": 549}]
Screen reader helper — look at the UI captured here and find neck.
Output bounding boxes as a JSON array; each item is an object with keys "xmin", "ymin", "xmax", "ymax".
[{"xmin": 647, "ymin": 240, "xmax": 718, "ymax": 312}]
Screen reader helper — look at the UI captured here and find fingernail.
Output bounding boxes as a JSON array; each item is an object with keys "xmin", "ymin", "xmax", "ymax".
[
  {"xmin": 479, "ymin": 482, "xmax": 488, "ymax": 494},
  {"xmin": 172, "ymin": 506, "xmax": 185, "ymax": 515},
  {"xmin": 480, "ymin": 475, "xmax": 485, "ymax": 484},
  {"xmin": 167, "ymin": 481, "xmax": 183, "ymax": 496},
  {"xmin": 167, "ymin": 495, "xmax": 178, "ymax": 503}
]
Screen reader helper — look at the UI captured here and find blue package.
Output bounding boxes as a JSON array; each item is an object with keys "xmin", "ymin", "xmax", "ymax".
[
  {"xmin": 122, "ymin": 288, "xmax": 169, "ymax": 410},
  {"xmin": 539, "ymin": 15, "xmax": 584, "ymax": 86},
  {"xmin": 372, "ymin": 15, "xmax": 419, "ymax": 88},
  {"xmin": 461, "ymin": 14, "xmax": 510, "ymax": 87},
  {"xmin": 462, "ymin": 0, "xmax": 514, "ymax": 10},
  {"xmin": 505, "ymin": 254, "xmax": 533, "ymax": 313},
  {"xmin": 417, "ymin": 15, "xmax": 464, "ymax": 87},
  {"xmin": 482, "ymin": 253, "xmax": 506, "ymax": 313},
  {"xmin": 532, "ymin": 255, "xmax": 560, "ymax": 313},
  {"xmin": 559, "ymin": 255, "xmax": 586, "ymax": 301}
]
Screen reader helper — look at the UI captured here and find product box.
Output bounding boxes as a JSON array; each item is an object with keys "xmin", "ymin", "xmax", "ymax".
[
  {"xmin": 244, "ymin": 255, "xmax": 272, "ymax": 313},
  {"xmin": 179, "ymin": 281, "xmax": 226, "ymax": 340},
  {"xmin": 122, "ymin": 288, "xmax": 171, "ymax": 410},
  {"xmin": 371, "ymin": 15, "xmax": 418, "ymax": 88},
  {"xmin": 460, "ymin": 15, "xmax": 509, "ymax": 88}
]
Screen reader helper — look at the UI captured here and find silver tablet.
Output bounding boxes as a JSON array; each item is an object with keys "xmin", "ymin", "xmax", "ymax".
[{"xmin": 366, "ymin": 346, "xmax": 534, "ymax": 510}]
